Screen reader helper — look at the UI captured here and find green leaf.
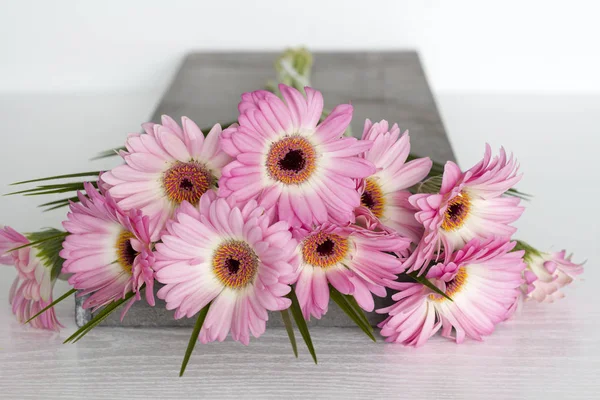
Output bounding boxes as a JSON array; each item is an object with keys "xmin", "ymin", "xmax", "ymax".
[
  {"xmin": 407, "ymin": 272, "xmax": 453, "ymax": 302},
  {"xmin": 280, "ymin": 309, "xmax": 298, "ymax": 358},
  {"xmin": 38, "ymin": 196, "xmax": 79, "ymax": 208},
  {"xmin": 180, "ymin": 302, "xmax": 211, "ymax": 377},
  {"xmin": 38, "ymin": 196, "xmax": 79, "ymax": 212},
  {"xmin": 26, "ymin": 229, "xmax": 68, "ymax": 280},
  {"xmin": 506, "ymin": 187, "xmax": 533, "ymax": 200},
  {"xmin": 7, "ymin": 230, "xmax": 68, "ymax": 253},
  {"xmin": 5, "ymin": 181, "xmax": 97, "ymax": 197},
  {"xmin": 512, "ymin": 239, "xmax": 542, "ymax": 262},
  {"xmin": 341, "ymin": 291, "xmax": 373, "ymax": 332},
  {"xmin": 25, "ymin": 288, "xmax": 76, "ymax": 324},
  {"xmin": 43, "ymin": 203, "xmax": 74, "ymax": 212},
  {"xmin": 10, "ymin": 171, "xmax": 102, "ymax": 186},
  {"xmin": 329, "ymin": 285, "xmax": 376, "ymax": 342},
  {"xmin": 91, "ymin": 147, "xmax": 125, "ymax": 160},
  {"xmin": 286, "ymin": 286, "xmax": 317, "ymax": 364},
  {"xmin": 64, "ymin": 291, "xmax": 136, "ymax": 344},
  {"xmin": 414, "ymin": 175, "xmax": 444, "ymax": 195}
]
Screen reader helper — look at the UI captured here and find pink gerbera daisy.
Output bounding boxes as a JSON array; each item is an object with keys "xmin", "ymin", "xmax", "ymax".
[
  {"xmin": 154, "ymin": 192, "xmax": 298, "ymax": 345},
  {"xmin": 219, "ymin": 84, "xmax": 375, "ymax": 227},
  {"xmin": 378, "ymin": 238, "xmax": 525, "ymax": 346},
  {"xmin": 294, "ymin": 223, "xmax": 410, "ymax": 320},
  {"xmin": 0, "ymin": 227, "xmax": 62, "ymax": 330},
  {"xmin": 407, "ymin": 144, "xmax": 524, "ymax": 274},
  {"xmin": 60, "ymin": 182, "xmax": 155, "ymax": 318},
  {"xmin": 102, "ymin": 116, "xmax": 232, "ymax": 239},
  {"xmin": 357, "ymin": 119, "xmax": 432, "ymax": 242},
  {"xmin": 517, "ymin": 242, "xmax": 584, "ymax": 302}
]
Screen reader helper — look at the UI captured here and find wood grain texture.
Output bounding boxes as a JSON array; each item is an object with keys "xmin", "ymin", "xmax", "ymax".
[
  {"xmin": 1, "ymin": 283, "xmax": 598, "ymax": 399},
  {"xmin": 78, "ymin": 51, "xmax": 454, "ymax": 328},
  {"xmin": 1, "ymin": 93, "xmax": 599, "ymax": 399}
]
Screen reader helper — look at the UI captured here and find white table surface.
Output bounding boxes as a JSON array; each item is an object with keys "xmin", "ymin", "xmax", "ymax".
[{"xmin": 0, "ymin": 92, "xmax": 598, "ymax": 399}]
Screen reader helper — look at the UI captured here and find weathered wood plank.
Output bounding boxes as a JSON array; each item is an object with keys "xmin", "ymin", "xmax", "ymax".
[{"xmin": 79, "ymin": 51, "xmax": 453, "ymax": 327}]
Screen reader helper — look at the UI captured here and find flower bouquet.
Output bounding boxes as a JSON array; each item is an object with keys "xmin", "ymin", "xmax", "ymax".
[{"xmin": 0, "ymin": 49, "xmax": 584, "ymax": 376}]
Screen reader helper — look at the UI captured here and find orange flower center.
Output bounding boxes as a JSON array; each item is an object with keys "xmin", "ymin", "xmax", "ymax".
[
  {"xmin": 302, "ymin": 231, "xmax": 349, "ymax": 268},
  {"xmin": 163, "ymin": 161, "xmax": 214, "ymax": 205},
  {"xmin": 429, "ymin": 267, "xmax": 468, "ymax": 302},
  {"xmin": 266, "ymin": 136, "xmax": 316, "ymax": 185},
  {"xmin": 116, "ymin": 230, "xmax": 138, "ymax": 274},
  {"xmin": 441, "ymin": 192, "xmax": 471, "ymax": 231},
  {"xmin": 212, "ymin": 240, "xmax": 259, "ymax": 289},
  {"xmin": 361, "ymin": 178, "xmax": 385, "ymax": 218}
]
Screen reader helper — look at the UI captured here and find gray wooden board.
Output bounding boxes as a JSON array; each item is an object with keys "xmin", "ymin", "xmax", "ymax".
[{"xmin": 76, "ymin": 51, "xmax": 454, "ymax": 328}]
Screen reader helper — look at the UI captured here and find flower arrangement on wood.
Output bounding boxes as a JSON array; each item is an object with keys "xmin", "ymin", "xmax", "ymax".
[{"xmin": 0, "ymin": 48, "xmax": 584, "ymax": 376}]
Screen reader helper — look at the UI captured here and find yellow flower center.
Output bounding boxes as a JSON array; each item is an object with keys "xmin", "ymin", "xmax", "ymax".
[
  {"xmin": 116, "ymin": 230, "xmax": 138, "ymax": 274},
  {"xmin": 266, "ymin": 136, "xmax": 316, "ymax": 185},
  {"xmin": 163, "ymin": 161, "xmax": 214, "ymax": 205},
  {"xmin": 441, "ymin": 192, "xmax": 471, "ymax": 231},
  {"xmin": 212, "ymin": 240, "xmax": 259, "ymax": 289},
  {"xmin": 361, "ymin": 178, "xmax": 386, "ymax": 218},
  {"xmin": 302, "ymin": 231, "xmax": 349, "ymax": 268},
  {"xmin": 429, "ymin": 267, "xmax": 468, "ymax": 302}
]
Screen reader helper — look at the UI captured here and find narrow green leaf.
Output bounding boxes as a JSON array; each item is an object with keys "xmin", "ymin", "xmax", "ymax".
[
  {"xmin": 506, "ymin": 187, "xmax": 532, "ymax": 199},
  {"xmin": 24, "ymin": 188, "xmax": 84, "ymax": 196},
  {"xmin": 286, "ymin": 287, "xmax": 317, "ymax": 364},
  {"xmin": 6, "ymin": 182, "xmax": 96, "ymax": 197},
  {"xmin": 66, "ymin": 301, "xmax": 124, "ymax": 343},
  {"xmin": 407, "ymin": 272, "xmax": 453, "ymax": 301},
  {"xmin": 280, "ymin": 309, "xmax": 298, "ymax": 358},
  {"xmin": 180, "ymin": 302, "xmax": 211, "ymax": 377},
  {"xmin": 6, "ymin": 186, "xmax": 78, "ymax": 196},
  {"xmin": 10, "ymin": 171, "xmax": 102, "ymax": 186},
  {"xmin": 71, "ymin": 299, "xmax": 131, "ymax": 343},
  {"xmin": 43, "ymin": 203, "xmax": 72, "ymax": 212},
  {"xmin": 329, "ymin": 286, "xmax": 376, "ymax": 342},
  {"xmin": 25, "ymin": 288, "xmax": 76, "ymax": 324},
  {"xmin": 64, "ymin": 291, "xmax": 135, "ymax": 344},
  {"xmin": 38, "ymin": 196, "xmax": 80, "ymax": 208},
  {"xmin": 26, "ymin": 229, "xmax": 68, "ymax": 280},
  {"xmin": 6, "ymin": 231, "xmax": 68, "ymax": 253},
  {"xmin": 91, "ymin": 148, "xmax": 125, "ymax": 160},
  {"xmin": 342, "ymin": 291, "xmax": 373, "ymax": 332}
]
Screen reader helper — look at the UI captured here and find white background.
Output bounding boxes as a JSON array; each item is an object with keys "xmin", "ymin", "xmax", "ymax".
[
  {"xmin": 1, "ymin": 0, "xmax": 599, "ymax": 94},
  {"xmin": 0, "ymin": 1, "xmax": 598, "ymax": 279}
]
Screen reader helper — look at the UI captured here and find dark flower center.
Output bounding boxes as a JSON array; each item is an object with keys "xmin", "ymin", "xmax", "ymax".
[
  {"xmin": 316, "ymin": 239, "xmax": 335, "ymax": 256},
  {"xmin": 302, "ymin": 232, "xmax": 349, "ymax": 268},
  {"xmin": 225, "ymin": 258, "xmax": 241, "ymax": 275},
  {"xmin": 361, "ymin": 192, "xmax": 375, "ymax": 210},
  {"xmin": 116, "ymin": 230, "xmax": 139, "ymax": 274},
  {"xmin": 163, "ymin": 161, "xmax": 214, "ymax": 205},
  {"xmin": 441, "ymin": 192, "xmax": 471, "ymax": 231},
  {"xmin": 279, "ymin": 149, "xmax": 306, "ymax": 172},
  {"xmin": 179, "ymin": 178, "xmax": 194, "ymax": 191},
  {"xmin": 266, "ymin": 136, "xmax": 316, "ymax": 185},
  {"xmin": 447, "ymin": 203, "xmax": 465, "ymax": 221},
  {"xmin": 212, "ymin": 240, "xmax": 259, "ymax": 289},
  {"xmin": 360, "ymin": 178, "xmax": 385, "ymax": 218}
]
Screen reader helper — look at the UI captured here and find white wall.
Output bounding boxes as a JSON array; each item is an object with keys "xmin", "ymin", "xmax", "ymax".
[{"xmin": 1, "ymin": 0, "xmax": 598, "ymax": 94}]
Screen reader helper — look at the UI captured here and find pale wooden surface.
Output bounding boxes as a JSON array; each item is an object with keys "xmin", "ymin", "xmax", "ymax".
[
  {"xmin": 0, "ymin": 275, "xmax": 598, "ymax": 399},
  {"xmin": 1, "ymin": 93, "xmax": 598, "ymax": 399}
]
